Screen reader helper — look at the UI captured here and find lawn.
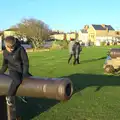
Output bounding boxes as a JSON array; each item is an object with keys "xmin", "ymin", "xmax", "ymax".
[{"xmin": 1, "ymin": 46, "xmax": 120, "ymax": 120}]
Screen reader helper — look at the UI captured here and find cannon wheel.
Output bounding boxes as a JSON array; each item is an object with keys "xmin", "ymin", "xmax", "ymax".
[{"xmin": 104, "ymin": 65, "xmax": 115, "ymax": 73}]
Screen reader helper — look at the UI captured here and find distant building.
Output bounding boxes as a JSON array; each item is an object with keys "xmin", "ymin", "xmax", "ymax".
[
  {"xmin": 50, "ymin": 30, "xmax": 78, "ymax": 41},
  {"xmin": 66, "ymin": 32, "xmax": 77, "ymax": 40},
  {"xmin": 87, "ymin": 24, "xmax": 115, "ymax": 46},
  {"xmin": 50, "ymin": 33, "xmax": 65, "ymax": 40},
  {"xmin": 3, "ymin": 28, "xmax": 18, "ymax": 37},
  {"xmin": 0, "ymin": 28, "xmax": 29, "ymax": 50},
  {"xmin": 78, "ymin": 28, "xmax": 88, "ymax": 46}
]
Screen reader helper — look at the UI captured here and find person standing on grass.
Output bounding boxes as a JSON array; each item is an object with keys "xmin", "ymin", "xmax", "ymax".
[
  {"xmin": 68, "ymin": 38, "xmax": 82, "ymax": 65},
  {"xmin": 73, "ymin": 39, "xmax": 82, "ymax": 65},
  {"xmin": 0, "ymin": 36, "xmax": 32, "ymax": 106},
  {"xmin": 68, "ymin": 38, "xmax": 75, "ymax": 64}
]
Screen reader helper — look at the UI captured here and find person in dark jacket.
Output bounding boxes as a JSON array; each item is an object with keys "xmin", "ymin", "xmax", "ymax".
[
  {"xmin": 0, "ymin": 36, "xmax": 32, "ymax": 106},
  {"xmin": 72, "ymin": 40, "xmax": 82, "ymax": 65},
  {"xmin": 68, "ymin": 38, "xmax": 82, "ymax": 65}
]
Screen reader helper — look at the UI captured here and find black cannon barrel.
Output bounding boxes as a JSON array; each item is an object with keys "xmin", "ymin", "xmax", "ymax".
[
  {"xmin": 110, "ymin": 48, "xmax": 120, "ymax": 58},
  {"xmin": 0, "ymin": 74, "xmax": 73, "ymax": 101}
]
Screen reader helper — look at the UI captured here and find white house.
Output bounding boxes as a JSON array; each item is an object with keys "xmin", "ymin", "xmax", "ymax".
[
  {"xmin": 78, "ymin": 29, "xmax": 88, "ymax": 45},
  {"xmin": 95, "ymin": 36, "xmax": 116, "ymax": 46}
]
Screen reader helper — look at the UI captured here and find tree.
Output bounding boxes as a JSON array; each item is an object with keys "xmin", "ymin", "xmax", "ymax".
[{"xmin": 12, "ymin": 18, "xmax": 51, "ymax": 48}]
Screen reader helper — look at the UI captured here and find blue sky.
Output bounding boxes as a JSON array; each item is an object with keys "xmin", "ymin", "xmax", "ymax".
[{"xmin": 0, "ymin": 0, "xmax": 120, "ymax": 32}]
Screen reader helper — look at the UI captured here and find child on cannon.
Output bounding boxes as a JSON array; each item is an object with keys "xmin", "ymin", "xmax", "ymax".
[{"xmin": 0, "ymin": 36, "xmax": 32, "ymax": 106}]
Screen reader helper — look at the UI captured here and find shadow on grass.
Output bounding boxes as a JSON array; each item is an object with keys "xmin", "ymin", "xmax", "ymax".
[
  {"xmin": 16, "ymin": 72, "xmax": 120, "ymax": 120},
  {"xmin": 80, "ymin": 56, "xmax": 106, "ymax": 64},
  {"xmin": 67, "ymin": 73, "xmax": 120, "ymax": 94},
  {"xmin": 16, "ymin": 97, "xmax": 59, "ymax": 120}
]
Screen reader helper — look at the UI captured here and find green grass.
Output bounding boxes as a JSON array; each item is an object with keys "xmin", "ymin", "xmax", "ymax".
[{"xmin": 1, "ymin": 45, "xmax": 120, "ymax": 120}]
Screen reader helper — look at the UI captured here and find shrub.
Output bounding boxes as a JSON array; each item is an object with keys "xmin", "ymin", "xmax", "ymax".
[
  {"xmin": 100, "ymin": 41, "xmax": 106, "ymax": 46},
  {"xmin": 50, "ymin": 40, "xmax": 68, "ymax": 50}
]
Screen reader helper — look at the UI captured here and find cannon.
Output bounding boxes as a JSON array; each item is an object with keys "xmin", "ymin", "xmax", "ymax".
[
  {"xmin": 109, "ymin": 48, "xmax": 120, "ymax": 58},
  {"xmin": 104, "ymin": 48, "xmax": 120, "ymax": 73},
  {"xmin": 0, "ymin": 74, "xmax": 73, "ymax": 120}
]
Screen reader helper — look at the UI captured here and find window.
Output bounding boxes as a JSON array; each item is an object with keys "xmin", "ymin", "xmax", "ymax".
[{"xmin": 90, "ymin": 34, "xmax": 94, "ymax": 38}]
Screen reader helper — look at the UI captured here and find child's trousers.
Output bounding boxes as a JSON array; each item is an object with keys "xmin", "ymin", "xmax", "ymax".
[{"xmin": 8, "ymin": 70, "xmax": 23, "ymax": 96}]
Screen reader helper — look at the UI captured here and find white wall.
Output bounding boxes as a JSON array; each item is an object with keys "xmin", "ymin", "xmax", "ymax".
[
  {"xmin": 78, "ymin": 31, "xmax": 88, "ymax": 43},
  {"xmin": 96, "ymin": 36, "xmax": 115, "ymax": 42},
  {"xmin": 66, "ymin": 33, "xmax": 76, "ymax": 41},
  {"xmin": 50, "ymin": 34, "xmax": 65, "ymax": 40},
  {"xmin": 95, "ymin": 36, "xmax": 116, "ymax": 46}
]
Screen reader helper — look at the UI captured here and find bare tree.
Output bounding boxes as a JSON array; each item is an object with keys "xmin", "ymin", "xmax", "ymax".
[{"xmin": 13, "ymin": 18, "xmax": 51, "ymax": 48}]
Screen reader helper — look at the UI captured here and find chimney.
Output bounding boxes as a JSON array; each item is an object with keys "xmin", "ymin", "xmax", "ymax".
[
  {"xmin": 84, "ymin": 25, "xmax": 89, "ymax": 30},
  {"xmin": 101, "ymin": 24, "xmax": 106, "ymax": 28},
  {"xmin": 116, "ymin": 31, "xmax": 119, "ymax": 35}
]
